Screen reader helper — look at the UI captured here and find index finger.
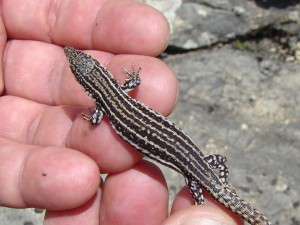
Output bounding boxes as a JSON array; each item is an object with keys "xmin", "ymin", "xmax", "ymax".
[{"xmin": 3, "ymin": 0, "xmax": 169, "ymax": 55}]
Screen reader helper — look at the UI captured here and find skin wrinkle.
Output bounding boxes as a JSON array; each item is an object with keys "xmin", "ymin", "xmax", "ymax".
[
  {"xmin": 0, "ymin": 16, "xmax": 6, "ymax": 94},
  {"xmin": 18, "ymin": 145, "xmax": 37, "ymax": 208},
  {"xmin": 29, "ymin": 107, "xmax": 45, "ymax": 145},
  {"xmin": 46, "ymin": 50, "xmax": 66, "ymax": 106},
  {"xmin": 47, "ymin": 0, "xmax": 60, "ymax": 41},
  {"xmin": 89, "ymin": 3, "xmax": 101, "ymax": 48}
]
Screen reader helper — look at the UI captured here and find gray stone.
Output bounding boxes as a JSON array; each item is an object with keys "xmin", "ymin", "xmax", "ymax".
[
  {"xmin": 142, "ymin": 0, "xmax": 300, "ymax": 50},
  {"xmin": 162, "ymin": 48, "xmax": 300, "ymax": 224},
  {"xmin": 259, "ymin": 59, "xmax": 281, "ymax": 79},
  {"xmin": 0, "ymin": 208, "xmax": 43, "ymax": 225}
]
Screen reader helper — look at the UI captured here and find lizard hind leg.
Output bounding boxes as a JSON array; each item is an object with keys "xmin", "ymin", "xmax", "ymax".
[
  {"xmin": 184, "ymin": 177, "xmax": 205, "ymax": 205},
  {"xmin": 203, "ymin": 154, "xmax": 229, "ymax": 184}
]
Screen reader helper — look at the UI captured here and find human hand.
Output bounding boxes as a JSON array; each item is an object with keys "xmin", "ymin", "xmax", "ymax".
[{"xmin": 0, "ymin": 0, "xmax": 243, "ymax": 224}]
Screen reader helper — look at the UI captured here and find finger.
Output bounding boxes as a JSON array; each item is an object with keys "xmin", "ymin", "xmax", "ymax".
[
  {"xmin": 90, "ymin": 0, "xmax": 169, "ymax": 55},
  {"xmin": 0, "ymin": 137, "xmax": 100, "ymax": 210},
  {"xmin": 170, "ymin": 186, "xmax": 195, "ymax": 213},
  {"xmin": 163, "ymin": 206, "xmax": 242, "ymax": 225},
  {"xmin": 100, "ymin": 160, "xmax": 168, "ymax": 225},
  {"xmin": 4, "ymin": 41, "xmax": 177, "ymax": 116},
  {"xmin": 44, "ymin": 189, "xmax": 102, "ymax": 225},
  {"xmin": 0, "ymin": 95, "xmax": 143, "ymax": 172},
  {"xmin": 170, "ymin": 187, "xmax": 243, "ymax": 225},
  {"xmin": 3, "ymin": 0, "xmax": 169, "ymax": 55}
]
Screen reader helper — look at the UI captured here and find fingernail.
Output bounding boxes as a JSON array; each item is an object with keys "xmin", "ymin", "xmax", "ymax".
[{"xmin": 180, "ymin": 218, "xmax": 230, "ymax": 225}]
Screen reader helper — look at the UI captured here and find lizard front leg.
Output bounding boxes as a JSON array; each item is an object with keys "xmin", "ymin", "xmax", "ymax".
[
  {"xmin": 121, "ymin": 64, "xmax": 141, "ymax": 92},
  {"xmin": 82, "ymin": 103, "xmax": 105, "ymax": 125}
]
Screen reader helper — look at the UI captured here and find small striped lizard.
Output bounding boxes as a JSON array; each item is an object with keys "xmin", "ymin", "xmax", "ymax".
[{"xmin": 64, "ymin": 47, "xmax": 271, "ymax": 225}]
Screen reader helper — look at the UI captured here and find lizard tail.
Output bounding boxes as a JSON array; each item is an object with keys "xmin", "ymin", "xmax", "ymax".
[{"xmin": 216, "ymin": 187, "xmax": 271, "ymax": 225}]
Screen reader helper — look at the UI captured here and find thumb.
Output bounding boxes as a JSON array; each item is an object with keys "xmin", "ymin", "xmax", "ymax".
[{"xmin": 163, "ymin": 206, "xmax": 241, "ymax": 225}]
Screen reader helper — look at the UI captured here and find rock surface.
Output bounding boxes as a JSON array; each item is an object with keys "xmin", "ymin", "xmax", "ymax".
[
  {"xmin": 163, "ymin": 47, "xmax": 300, "ymax": 225},
  {"xmin": 144, "ymin": 1, "xmax": 300, "ymax": 224},
  {"xmin": 1, "ymin": 0, "xmax": 299, "ymax": 225},
  {"xmin": 146, "ymin": 0, "xmax": 300, "ymax": 51}
]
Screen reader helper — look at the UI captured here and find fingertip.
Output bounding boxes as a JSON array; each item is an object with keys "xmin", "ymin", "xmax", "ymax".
[
  {"xmin": 165, "ymin": 206, "xmax": 241, "ymax": 225},
  {"xmin": 100, "ymin": 160, "xmax": 168, "ymax": 224},
  {"xmin": 20, "ymin": 147, "xmax": 100, "ymax": 210},
  {"xmin": 93, "ymin": 0, "xmax": 170, "ymax": 55},
  {"xmin": 171, "ymin": 187, "xmax": 195, "ymax": 214},
  {"xmin": 108, "ymin": 55, "xmax": 178, "ymax": 116},
  {"xmin": 44, "ymin": 188, "xmax": 102, "ymax": 225},
  {"xmin": 137, "ymin": 57, "xmax": 178, "ymax": 115},
  {"xmin": 171, "ymin": 188, "xmax": 244, "ymax": 225}
]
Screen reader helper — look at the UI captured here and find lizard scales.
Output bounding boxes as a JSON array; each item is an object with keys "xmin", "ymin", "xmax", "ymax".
[{"xmin": 64, "ymin": 47, "xmax": 271, "ymax": 225}]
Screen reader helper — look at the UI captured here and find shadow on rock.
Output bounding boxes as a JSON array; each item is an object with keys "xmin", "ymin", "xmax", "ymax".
[{"xmin": 252, "ymin": 0, "xmax": 300, "ymax": 9}]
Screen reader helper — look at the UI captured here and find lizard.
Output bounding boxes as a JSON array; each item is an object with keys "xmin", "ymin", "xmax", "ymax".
[{"xmin": 64, "ymin": 46, "xmax": 271, "ymax": 225}]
